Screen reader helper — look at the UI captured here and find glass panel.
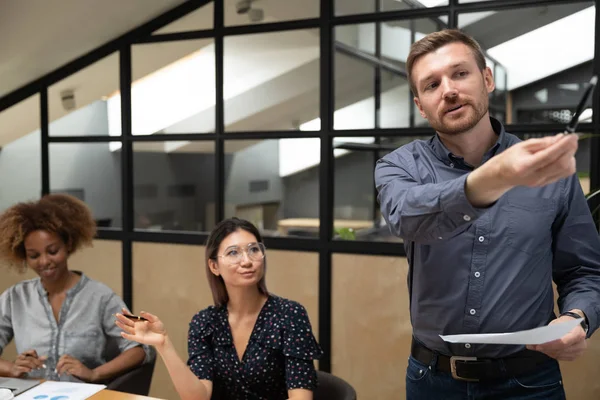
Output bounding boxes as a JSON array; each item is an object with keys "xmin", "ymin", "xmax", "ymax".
[
  {"xmin": 153, "ymin": 2, "xmax": 213, "ymax": 34},
  {"xmin": 49, "ymin": 143, "xmax": 122, "ymax": 228},
  {"xmin": 336, "ymin": 0, "xmax": 448, "ymax": 17},
  {"xmin": 225, "ymin": 0, "xmax": 318, "ymax": 26},
  {"xmin": 334, "ymin": 19, "xmax": 439, "ymax": 130},
  {"xmin": 333, "ymin": 136, "xmax": 429, "ymax": 241},
  {"xmin": 511, "ymin": 62, "xmax": 594, "ymax": 125},
  {"xmin": 48, "ymin": 53, "xmax": 119, "ymax": 136},
  {"xmin": 133, "ymin": 141, "xmax": 216, "ymax": 232},
  {"xmin": 224, "ymin": 139, "xmax": 320, "ymax": 237},
  {"xmin": 0, "ymin": 95, "xmax": 41, "ymax": 212},
  {"xmin": 459, "ymin": 2, "xmax": 595, "ymax": 124},
  {"xmin": 495, "ymin": 64, "xmax": 506, "ymax": 92},
  {"xmin": 129, "ymin": 39, "xmax": 215, "ymax": 135},
  {"xmin": 334, "ymin": 50, "xmax": 374, "ymax": 130},
  {"xmin": 224, "ymin": 29, "xmax": 320, "ymax": 132}
]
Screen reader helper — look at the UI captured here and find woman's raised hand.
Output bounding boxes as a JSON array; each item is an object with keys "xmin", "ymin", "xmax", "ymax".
[{"xmin": 115, "ymin": 309, "xmax": 168, "ymax": 348}]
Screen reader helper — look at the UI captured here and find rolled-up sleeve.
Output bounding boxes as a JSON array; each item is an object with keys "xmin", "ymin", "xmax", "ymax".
[
  {"xmin": 374, "ymin": 151, "xmax": 483, "ymax": 243},
  {"xmin": 552, "ymin": 174, "xmax": 600, "ymax": 337},
  {"xmin": 0, "ymin": 289, "xmax": 14, "ymax": 355}
]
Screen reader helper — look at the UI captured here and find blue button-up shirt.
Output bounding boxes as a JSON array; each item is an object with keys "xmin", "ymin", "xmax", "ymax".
[{"xmin": 375, "ymin": 117, "xmax": 600, "ymax": 358}]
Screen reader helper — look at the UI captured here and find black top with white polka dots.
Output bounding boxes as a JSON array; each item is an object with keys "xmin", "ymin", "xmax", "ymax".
[{"xmin": 187, "ymin": 294, "xmax": 323, "ymax": 400}]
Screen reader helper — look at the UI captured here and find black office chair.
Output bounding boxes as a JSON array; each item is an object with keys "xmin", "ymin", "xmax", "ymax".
[
  {"xmin": 106, "ymin": 357, "xmax": 156, "ymax": 395},
  {"xmin": 314, "ymin": 371, "xmax": 357, "ymax": 400}
]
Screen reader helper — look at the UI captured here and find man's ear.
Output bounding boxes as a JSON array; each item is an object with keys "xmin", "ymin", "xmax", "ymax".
[
  {"xmin": 484, "ymin": 66, "xmax": 495, "ymax": 94},
  {"xmin": 414, "ymin": 96, "xmax": 427, "ymax": 119}
]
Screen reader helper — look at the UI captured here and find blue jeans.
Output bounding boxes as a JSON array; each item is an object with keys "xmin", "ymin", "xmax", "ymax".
[{"xmin": 406, "ymin": 355, "xmax": 566, "ymax": 400}]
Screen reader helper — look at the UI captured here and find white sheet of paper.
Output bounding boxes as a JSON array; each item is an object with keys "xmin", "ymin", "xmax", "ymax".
[
  {"xmin": 15, "ymin": 381, "xmax": 106, "ymax": 400},
  {"xmin": 440, "ymin": 318, "xmax": 582, "ymax": 345}
]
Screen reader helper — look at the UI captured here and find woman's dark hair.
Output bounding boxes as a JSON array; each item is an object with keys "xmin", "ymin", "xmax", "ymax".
[{"xmin": 205, "ymin": 218, "xmax": 268, "ymax": 306}]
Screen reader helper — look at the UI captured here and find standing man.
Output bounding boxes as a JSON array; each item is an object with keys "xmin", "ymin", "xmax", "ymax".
[{"xmin": 375, "ymin": 29, "xmax": 600, "ymax": 399}]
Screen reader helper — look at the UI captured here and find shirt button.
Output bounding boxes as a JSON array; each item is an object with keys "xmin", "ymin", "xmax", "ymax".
[
  {"xmin": 474, "ymin": 272, "xmax": 481, "ymax": 278},
  {"xmin": 465, "ymin": 343, "xmax": 471, "ymax": 349},
  {"xmin": 463, "ymin": 215, "xmax": 471, "ymax": 221},
  {"xmin": 449, "ymin": 163, "xmax": 455, "ymax": 168},
  {"xmin": 478, "ymin": 236, "xmax": 485, "ymax": 242},
  {"xmin": 470, "ymin": 309, "xmax": 476, "ymax": 315},
  {"xmin": 438, "ymin": 237, "xmax": 443, "ymax": 240}
]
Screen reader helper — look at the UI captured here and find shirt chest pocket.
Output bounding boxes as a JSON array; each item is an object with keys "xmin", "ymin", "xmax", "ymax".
[
  {"xmin": 503, "ymin": 196, "xmax": 557, "ymax": 255},
  {"xmin": 62, "ymin": 329, "xmax": 102, "ymax": 364}
]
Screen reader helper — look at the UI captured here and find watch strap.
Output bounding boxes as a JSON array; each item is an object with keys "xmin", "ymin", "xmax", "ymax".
[{"xmin": 560, "ymin": 311, "xmax": 588, "ymax": 334}]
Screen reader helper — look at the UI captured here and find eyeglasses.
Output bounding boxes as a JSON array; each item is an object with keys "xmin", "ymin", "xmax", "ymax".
[{"xmin": 217, "ymin": 243, "xmax": 266, "ymax": 265}]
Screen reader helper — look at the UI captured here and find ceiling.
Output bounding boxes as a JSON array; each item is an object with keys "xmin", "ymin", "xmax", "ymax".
[
  {"xmin": 0, "ymin": 0, "xmax": 592, "ymax": 100},
  {"xmin": 0, "ymin": 0, "xmax": 187, "ymax": 98},
  {"xmin": 0, "ymin": 0, "xmax": 594, "ymax": 150}
]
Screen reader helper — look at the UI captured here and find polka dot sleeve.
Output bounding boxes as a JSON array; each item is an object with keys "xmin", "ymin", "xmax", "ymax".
[
  {"xmin": 186, "ymin": 308, "xmax": 215, "ymax": 380},
  {"xmin": 282, "ymin": 302, "xmax": 323, "ymax": 391}
]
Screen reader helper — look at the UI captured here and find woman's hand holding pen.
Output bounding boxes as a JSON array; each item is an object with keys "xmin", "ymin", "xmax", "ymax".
[
  {"xmin": 115, "ymin": 308, "xmax": 168, "ymax": 348},
  {"xmin": 10, "ymin": 349, "xmax": 47, "ymax": 378},
  {"xmin": 55, "ymin": 354, "xmax": 98, "ymax": 382}
]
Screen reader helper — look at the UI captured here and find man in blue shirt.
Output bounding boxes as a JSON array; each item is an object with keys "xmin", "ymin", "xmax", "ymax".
[{"xmin": 375, "ymin": 29, "xmax": 600, "ymax": 399}]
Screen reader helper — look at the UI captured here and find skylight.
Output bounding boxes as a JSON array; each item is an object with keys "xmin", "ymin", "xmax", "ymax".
[
  {"xmin": 411, "ymin": 0, "xmax": 447, "ymax": 7},
  {"xmin": 487, "ymin": 7, "xmax": 595, "ymax": 90}
]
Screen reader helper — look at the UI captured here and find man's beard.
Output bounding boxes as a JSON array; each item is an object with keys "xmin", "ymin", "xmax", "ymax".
[{"xmin": 429, "ymin": 96, "xmax": 488, "ymax": 136}]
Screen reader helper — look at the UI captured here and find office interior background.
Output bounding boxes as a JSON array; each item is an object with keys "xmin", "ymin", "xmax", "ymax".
[{"xmin": 0, "ymin": 0, "xmax": 599, "ymax": 398}]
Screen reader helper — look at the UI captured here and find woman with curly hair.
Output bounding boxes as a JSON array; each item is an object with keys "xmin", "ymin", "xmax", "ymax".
[{"xmin": 0, "ymin": 194, "xmax": 151, "ymax": 383}]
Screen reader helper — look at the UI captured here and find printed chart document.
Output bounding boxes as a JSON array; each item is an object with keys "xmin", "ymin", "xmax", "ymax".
[
  {"xmin": 15, "ymin": 381, "xmax": 105, "ymax": 400},
  {"xmin": 440, "ymin": 318, "xmax": 582, "ymax": 345}
]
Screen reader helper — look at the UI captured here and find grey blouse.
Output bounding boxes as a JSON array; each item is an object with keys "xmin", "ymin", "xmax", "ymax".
[{"xmin": 0, "ymin": 272, "xmax": 152, "ymax": 381}]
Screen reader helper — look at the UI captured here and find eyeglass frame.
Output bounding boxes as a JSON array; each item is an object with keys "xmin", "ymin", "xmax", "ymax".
[{"xmin": 215, "ymin": 242, "xmax": 267, "ymax": 265}]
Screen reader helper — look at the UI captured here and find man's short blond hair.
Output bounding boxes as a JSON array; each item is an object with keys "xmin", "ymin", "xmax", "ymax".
[{"xmin": 406, "ymin": 29, "xmax": 487, "ymax": 96}]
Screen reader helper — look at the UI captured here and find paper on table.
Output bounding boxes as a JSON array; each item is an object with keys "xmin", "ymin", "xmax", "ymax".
[
  {"xmin": 440, "ymin": 318, "xmax": 582, "ymax": 345},
  {"xmin": 15, "ymin": 381, "xmax": 105, "ymax": 400}
]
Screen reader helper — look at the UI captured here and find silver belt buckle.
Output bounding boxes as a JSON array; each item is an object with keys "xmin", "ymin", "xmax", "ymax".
[{"xmin": 450, "ymin": 356, "xmax": 479, "ymax": 382}]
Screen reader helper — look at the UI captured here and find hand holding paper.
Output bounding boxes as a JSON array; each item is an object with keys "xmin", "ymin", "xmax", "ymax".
[
  {"xmin": 440, "ymin": 317, "xmax": 587, "ymax": 361},
  {"xmin": 527, "ymin": 315, "xmax": 588, "ymax": 362},
  {"xmin": 440, "ymin": 318, "xmax": 582, "ymax": 345}
]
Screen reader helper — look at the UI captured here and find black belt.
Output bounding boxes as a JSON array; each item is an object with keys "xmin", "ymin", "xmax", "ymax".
[{"xmin": 411, "ymin": 338, "xmax": 552, "ymax": 382}]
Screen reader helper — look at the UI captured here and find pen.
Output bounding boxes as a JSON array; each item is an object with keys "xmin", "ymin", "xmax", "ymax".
[
  {"xmin": 565, "ymin": 75, "xmax": 597, "ymax": 136},
  {"xmin": 24, "ymin": 353, "xmax": 47, "ymax": 369},
  {"xmin": 116, "ymin": 313, "xmax": 149, "ymax": 322}
]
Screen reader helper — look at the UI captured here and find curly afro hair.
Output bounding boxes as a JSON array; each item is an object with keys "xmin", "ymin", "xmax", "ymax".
[{"xmin": 0, "ymin": 194, "xmax": 97, "ymax": 271}]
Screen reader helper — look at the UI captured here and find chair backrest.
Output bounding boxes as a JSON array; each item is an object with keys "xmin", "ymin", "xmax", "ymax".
[
  {"xmin": 314, "ymin": 371, "xmax": 357, "ymax": 400},
  {"xmin": 106, "ymin": 357, "xmax": 156, "ymax": 395}
]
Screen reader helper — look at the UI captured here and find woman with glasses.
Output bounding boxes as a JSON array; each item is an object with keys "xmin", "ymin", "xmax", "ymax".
[{"xmin": 115, "ymin": 217, "xmax": 322, "ymax": 400}]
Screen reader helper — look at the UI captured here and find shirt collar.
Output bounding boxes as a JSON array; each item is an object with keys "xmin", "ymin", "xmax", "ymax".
[
  {"xmin": 428, "ymin": 117, "xmax": 510, "ymax": 165},
  {"xmin": 35, "ymin": 270, "xmax": 88, "ymax": 298}
]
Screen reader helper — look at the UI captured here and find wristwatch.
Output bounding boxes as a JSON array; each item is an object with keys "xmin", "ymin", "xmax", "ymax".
[{"xmin": 560, "ymin": 311, "xmax": 589, "ymax": 334}]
